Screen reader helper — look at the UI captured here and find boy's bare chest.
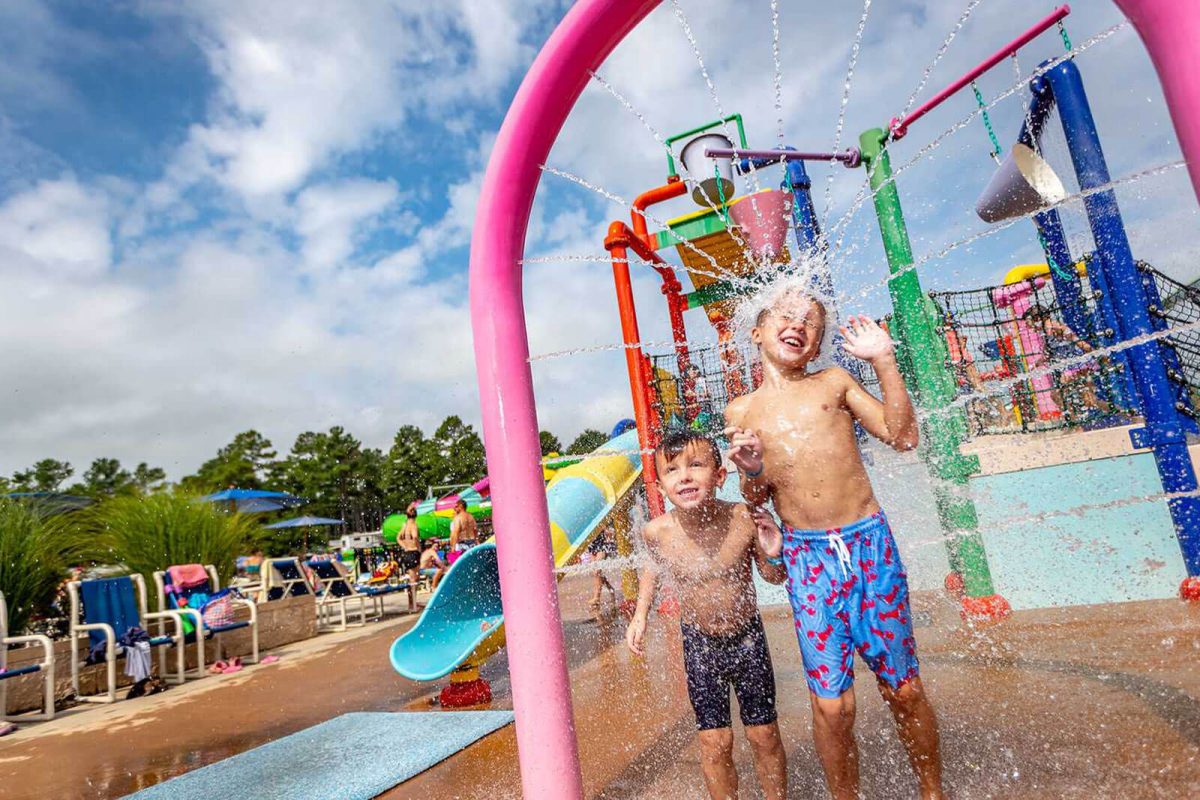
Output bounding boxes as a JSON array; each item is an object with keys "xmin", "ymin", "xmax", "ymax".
[
  {"xmin": 744, "ymin": 385, "xmax": 848, "ymax": 446},
  {"xmin": 656, "ymin": 529, "xmax": 750, "ymax": 583}
]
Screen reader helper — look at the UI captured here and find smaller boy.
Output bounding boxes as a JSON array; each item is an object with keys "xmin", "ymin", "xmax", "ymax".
[{"xmin": 626, "ymin": 430, "xmax": 789, "ymax": 800}]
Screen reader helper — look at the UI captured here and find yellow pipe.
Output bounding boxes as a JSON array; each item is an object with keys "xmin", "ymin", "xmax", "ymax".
[{"xmin": 1003, "ymin": 261, "xmax": 1087, "ymax": 285}]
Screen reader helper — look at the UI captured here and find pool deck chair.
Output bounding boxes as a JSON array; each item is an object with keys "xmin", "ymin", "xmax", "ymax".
[
  {"xmin": 153, "ymin": 564, "xmax": 259, "ymax": 680},
  {"xmin": 66, "ymin": 575, "xmax": 186, "ymax": 703},
  {"xmin": 260, "ymin": 558, "xmax": 313, "ymax": 603},
  {"xmin": 303, "ymin": 559, "xmax": 370, "ymax": 632},
  {"xmin": 331, "ymin": 558, "xmax": 408, "ymax": 619},
  {"xmin": 0, "ymin": 592, "xmax": 54, "ymax": 721}
]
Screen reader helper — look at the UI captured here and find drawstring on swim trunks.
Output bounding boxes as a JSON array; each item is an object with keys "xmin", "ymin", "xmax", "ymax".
[{"xmin": 827, "ymin": 531, "xmax": 853, "ymax": 580}]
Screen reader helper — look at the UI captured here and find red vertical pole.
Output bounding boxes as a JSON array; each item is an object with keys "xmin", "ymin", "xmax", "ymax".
[{"xmin": 607, "ymin": 226, "xmax": 665, "ymax": 517}]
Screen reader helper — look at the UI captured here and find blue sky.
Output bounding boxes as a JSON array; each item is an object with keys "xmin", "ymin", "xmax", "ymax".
[{"xmin": 1, "ymin": 0, "xmax": 1195, "ymax": 478}]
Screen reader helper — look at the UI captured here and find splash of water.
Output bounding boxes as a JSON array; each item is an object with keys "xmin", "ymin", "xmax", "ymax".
[
  {"xmin": 820, "ymin": 0, "xmax": 873, "ymax": 234},
  {"xmin": 587, "ymin": 70, "xmax": 762, "ymax": 263},
  {"xmin": 770, "ymin": 0, "xmax": 784, "ymax": 148},
  {"xmin": 667, "ymin": 0, "xmax": 773, "ymax": 232},
  {"xmin": 538, "ymin": 163, "xmax": 748, "ymax": 285},
  {"xmin": 825, "ymin": 19, "xmax": 1132, "ymax": 245},
  {"xmin": 898, "ymin": 0, "xmax": 988, "ymax": 120},
  {"xmin": 849, "ymin": 159, "xmax": 1186, "ymax": 304}
]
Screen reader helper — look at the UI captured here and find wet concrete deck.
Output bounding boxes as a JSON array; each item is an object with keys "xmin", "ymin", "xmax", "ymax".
[{"xmin": 3, "ymin": 581, "xmax": 1199, "ymax": 799}]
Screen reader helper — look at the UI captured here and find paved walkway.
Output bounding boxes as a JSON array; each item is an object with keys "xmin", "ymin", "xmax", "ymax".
[{"xmin": 4, "ymin": 580, "xmax": 1199, "ymax": 798}]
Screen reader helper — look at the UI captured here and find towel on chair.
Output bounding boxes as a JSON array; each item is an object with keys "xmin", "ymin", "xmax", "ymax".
[{"xmin": 168, "ymin": 564, "xmax": 210, "ymax": 591}]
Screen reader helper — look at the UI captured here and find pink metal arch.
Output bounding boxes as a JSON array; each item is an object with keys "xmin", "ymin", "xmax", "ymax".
[
  {"xmin": 468, "ymin": 1, "xmax": 660, "ymax": 797},
  {"xmin": 468, "ymin": 1, "xmax": 1200, "ymax": 797}
]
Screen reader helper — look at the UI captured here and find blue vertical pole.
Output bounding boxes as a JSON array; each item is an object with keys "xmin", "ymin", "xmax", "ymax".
[
  {"xmin": 1138, "ymin": 263, "xmax": 1198, "ymax": 430},
  {"xmin": 1032, "ymin": 211, "xmax": 1086, "ymax": 333},
  {"xmin": 1017, "ymin": 85, "xmax": 1138, "ymax": 407},
  {"xmin": 1037, "ymin": 58, "xmax": 1200, "ymax": 576},
  {"xmin": 1035, "ymin": 210, "xmax": 1139, "ymax": 411},
  {"xmin": 784, "ymin": 158, "xmax": 822, "ymax": 254},
  {"xmin": 782, "ymin": 157, "xmax": 835, "ymax": 302}
]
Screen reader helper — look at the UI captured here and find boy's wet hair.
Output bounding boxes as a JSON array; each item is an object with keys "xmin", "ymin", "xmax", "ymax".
[
  {"xmin": 655, "ymin": 428, "xmax": 722, "ymax": 468},
  {"xmin": 754, "ymin": 291, "xmax": 827, "ymax": 327}
]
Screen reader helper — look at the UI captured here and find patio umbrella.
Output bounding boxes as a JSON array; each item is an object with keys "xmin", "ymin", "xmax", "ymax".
[
  {"xmin": 262, "ymin": 515, "xmax": 345, "ymax": 555},
  {"xmin": 262, "ymin": 515, "xmax": 345, "ymax": 529},
  {"xmin": 201, "ymin": 489, "xmax": 305, "ymax": 513}
]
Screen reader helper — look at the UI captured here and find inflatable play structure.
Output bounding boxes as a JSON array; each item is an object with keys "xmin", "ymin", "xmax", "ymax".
[{"xmin": 454, "ymin": 1, "xmax": 1200, "ymax": 795}]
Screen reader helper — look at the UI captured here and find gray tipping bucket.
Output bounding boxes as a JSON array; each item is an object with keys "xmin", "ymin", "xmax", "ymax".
[
  {"xmin": 680, "ymin": 133, "xmax": 735, "ymax": 208},
  {"xmin": 975, "ymin": 143, "xmax": 1068, "ymax": 223}
]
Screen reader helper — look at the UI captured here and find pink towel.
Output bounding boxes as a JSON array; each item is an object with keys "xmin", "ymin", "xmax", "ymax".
[{"xmin": 168, "ymin": 564, "xmax": 209, "ymax": 590}]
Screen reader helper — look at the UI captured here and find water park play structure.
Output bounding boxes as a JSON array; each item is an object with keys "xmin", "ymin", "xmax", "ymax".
[
  {"xmin": 388, "ymin": 426, "xmax": 641, "ymax": 706},
  {"xmin": 455, "ymin": 1, "xmax": 1200, "ymax": 797},
  {"xmin": 379, "ymin": 453, "xmax": 591, "ymax": 544}
]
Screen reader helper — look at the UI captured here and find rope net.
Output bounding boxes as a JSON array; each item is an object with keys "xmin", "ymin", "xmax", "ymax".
[{"xmin": 640, "ymin": 258, "xmax": 1200, "ymax": 442}]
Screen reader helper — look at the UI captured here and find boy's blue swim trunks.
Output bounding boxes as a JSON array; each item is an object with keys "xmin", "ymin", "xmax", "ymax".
[{"xmin": 782, "ymin": 510, "xmax": 919, "ymax": 699}]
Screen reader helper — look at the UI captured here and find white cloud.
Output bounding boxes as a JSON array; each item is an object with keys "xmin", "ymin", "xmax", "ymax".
[
  {"xmin": 293, "ymin": 178, "xmax": 400, "ymax": 272},
  {"xmin": 0, "ymin": 0, "xmax": 1195, "ymax": 484},
  {"xmin": 0, "ymin": 177, "xmax": 111, "ymax": 277}
]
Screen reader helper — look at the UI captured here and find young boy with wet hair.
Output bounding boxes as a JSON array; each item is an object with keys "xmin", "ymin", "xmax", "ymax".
[
  {"xmin": 625, "ymin": 429, "xmax": 789, "ymax": 800},
  {"xmin": 725, "ymin": 286, "xmax": 944, "ymax": 800}
]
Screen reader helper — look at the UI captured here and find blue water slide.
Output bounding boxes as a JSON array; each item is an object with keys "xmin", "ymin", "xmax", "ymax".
[{"xmin": 390, "ymin": 428, "xmax": 643, "ymax": 681}]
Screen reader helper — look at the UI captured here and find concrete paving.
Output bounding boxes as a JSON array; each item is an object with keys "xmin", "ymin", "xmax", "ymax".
[{"xmin": 3, "ymin": 579, "xmax": 1199, "ymax": 799}]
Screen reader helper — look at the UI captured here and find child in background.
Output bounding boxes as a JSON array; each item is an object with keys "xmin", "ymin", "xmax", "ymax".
[
  {"xmin": 585, "ymin": 525, "xmax": 617, "ymax": 614},
  {"xmin": 626, "ymin": 429, "xmax": 789, "ymax": 800}
]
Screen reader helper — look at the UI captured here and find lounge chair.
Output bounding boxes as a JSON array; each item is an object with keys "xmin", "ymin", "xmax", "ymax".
[
  {"xmin": 302, "ymin": 559, "xmax": 371, "ymax": 632},
  {"xmin": 260, "ymin": 558, "xmax": 312, "ymax": 603},
  {"xmin": 152, "ymin": 564, "xmax": 259, "ymax": 680},
  {"xmin": 0, "ymin": 592, "xmax": 54, "ymax": 721},
  {"xmin": 66, "ymin": 575, "xmax": 186, "ymax": 703},
  {"xmin": 319, "ymin": 558, "xmax": 409, "ymax": 619}
]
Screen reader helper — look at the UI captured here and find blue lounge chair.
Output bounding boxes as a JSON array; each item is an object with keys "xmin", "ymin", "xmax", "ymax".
[
  {"xmin": 153, "ymin": 565, "xmax": 259, "ymax": 680},
  {"xmin": 66, "ymin": 575, "xmax": 186, "ymax": 703},
  {"xmin": 0, "ymin": 592, "xmax": 55, "ymax": 721},
  {"xmin": 341, "ymin": 558, "xmax": 411, "ymax": 615},
  {"xmin": 260, "ymin": 558, "xmax": 312, "ymax": 602},
  {"xmin": 302, "ymin": 559, "xmax": 370, "ymax": 632}
]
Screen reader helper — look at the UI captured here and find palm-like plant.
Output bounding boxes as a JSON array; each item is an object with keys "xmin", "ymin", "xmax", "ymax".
[
  {"xmin": 0, "ymin": 498, "xmax": 94, "ymax": 635},
  {"xmin": 77, "ymin": 492, "xmax": 262, "ymax": 589}
]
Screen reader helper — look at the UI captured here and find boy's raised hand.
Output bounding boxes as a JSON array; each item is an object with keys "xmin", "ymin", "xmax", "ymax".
[
  {"xmin": 625, "ymin": 614, "xmax": 647, "ymax": 656},
  {"xmin": 723, "ymin": 426, "xmax": 764, "ymax": 475},
  {"xmin": 751, "ymin": 506, "xmax": 783, "ymax": 559},
  {"xmin": 840, "ymin": 314, "xmax": 895, "ymax": 363}
]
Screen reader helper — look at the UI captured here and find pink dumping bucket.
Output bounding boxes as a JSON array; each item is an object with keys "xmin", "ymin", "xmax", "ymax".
[{"xmin": 727, "ymin": 190, "xmax": 792, "ymax": 261}]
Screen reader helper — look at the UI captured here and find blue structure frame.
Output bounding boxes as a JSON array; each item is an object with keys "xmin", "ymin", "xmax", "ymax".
[{"xmin": 1024, "ymin": 58, "xmax": 1200, "ymax": 576}]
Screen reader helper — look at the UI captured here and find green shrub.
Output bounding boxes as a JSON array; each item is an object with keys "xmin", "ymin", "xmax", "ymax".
[
  {"xmin": 0, "ymin": 498, "xmax": 93, "ymax": 635},
  {"xmin": 77, "ymin": 492, "xmax": 262, "ymax": 590}
]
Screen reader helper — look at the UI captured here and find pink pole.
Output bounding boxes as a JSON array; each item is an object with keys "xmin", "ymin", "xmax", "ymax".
[
  {"xmin": 1114, "ymin": 0, "xmax": 1200, "ymax": 206},
  {"xmin": 890, "ymin": 5, "xmax": 1071, "ymax": 139},
  {"xmin": 466, "ymin": 1, "xmax": 1200, "ymax": 796},
  {"xmin": 468, "ymin": 1, "xmax": 661, "ymax": 797}
]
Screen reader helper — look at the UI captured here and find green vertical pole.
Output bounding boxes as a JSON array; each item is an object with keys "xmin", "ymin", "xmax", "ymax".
[{"xmin": 858, "ymin": 127, "xmax": 997, "ymax": 599}]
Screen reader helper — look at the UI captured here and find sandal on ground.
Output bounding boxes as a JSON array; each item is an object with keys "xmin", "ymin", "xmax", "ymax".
[
  {"xmin": 126, "ymin": 679, "xmax": 149, "ymax": 699},
  {"xmin": 208, "ymin": 660, "xmax": 228, "ymax": 675},
  {"xmin": 259, "ymin": 655, "xmax": 280, "ymax": 665},
  {"xmin": 222, "ymin": 657, "xmax": 243, "ymax": 674},
  {"xmin": 0, "ymin": 723, "xmax": 16, "ymax": 737},
  {"xmin": 145, "ymin": 678, "xmax": 170, "ymax": 695}
]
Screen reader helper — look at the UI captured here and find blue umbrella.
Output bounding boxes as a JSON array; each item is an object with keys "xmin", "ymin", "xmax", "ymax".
[
  {"xmin": 201, "ymin": 489, "xmax": 305, "ymax": 513},
  {"xmin": 263, "ymin": 515, "xmax": 345, "ymax": 529}
]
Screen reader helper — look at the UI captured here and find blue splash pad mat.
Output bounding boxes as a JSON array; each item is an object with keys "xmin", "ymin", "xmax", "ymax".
[{"xmin": 124, "ymin": 710, "xmax": 514, "ymax": 800}]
